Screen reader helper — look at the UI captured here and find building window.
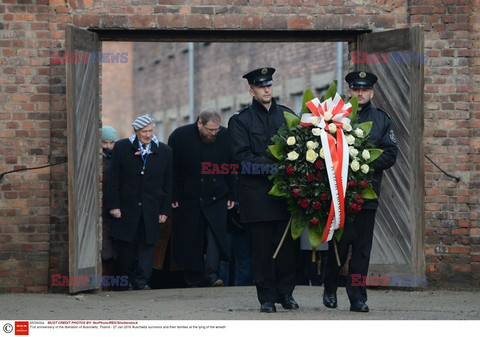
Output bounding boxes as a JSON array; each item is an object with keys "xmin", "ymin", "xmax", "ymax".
[
  {"xmin": 167, "ymin": 42, "xmax": 176, "ymax": 59},
  {"xmin": 221, "ymin": 107, "xmax": 232, "ymax": 126},
  {"xmin": 291, "ymin": 92, "xmax": 303, "ymax": 114},
  {"xmin": 169, "ymin": 118, "xmax": 177, "ymax": 135},
  {"xmin": 156, "ymin": 122, "xmax": 165, "ymax": 143},
  {"xmin": 316, "ymin": 85, "xmax": 329, "ymax": 100}
]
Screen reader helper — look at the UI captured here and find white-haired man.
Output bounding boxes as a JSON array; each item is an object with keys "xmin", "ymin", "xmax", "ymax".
[{"xmin": 107, "ymin": 114, "xmax": 173, "ymax": 290}]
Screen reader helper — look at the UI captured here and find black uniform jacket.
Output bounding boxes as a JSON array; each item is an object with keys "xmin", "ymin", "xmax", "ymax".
[
  {"xmin": 168, "ymin": 123, "xmax": 235, "ymax": 271},
  {"xmin": 357, "ymin": 100, "xmax": 398, "ymax": 210},
  {"xmin": 107, "ymin": 137, "xmax": 173, "ymax": 245},
  {"xmin": 228, "ymin": 97, "xmax": 292, "ymax": 223}
]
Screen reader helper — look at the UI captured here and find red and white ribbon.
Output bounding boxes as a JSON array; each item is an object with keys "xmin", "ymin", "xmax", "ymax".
[{"xmin": 302, "ymin": 93, "xmax": 352, "ymax": 242}]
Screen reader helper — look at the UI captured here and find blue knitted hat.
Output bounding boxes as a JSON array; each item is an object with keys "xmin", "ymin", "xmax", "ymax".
[{"xmin": 102, "ymin": 126, "xmax": 117, "ymax": 142}]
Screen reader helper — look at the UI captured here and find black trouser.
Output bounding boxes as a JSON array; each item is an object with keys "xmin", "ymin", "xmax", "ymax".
[
  {"xmin": 323, "ymin": 210, "xmax": 376, "ymax": 303},
  {"xmin": 248, "ymin": 219, "xmax": 296, "ymax": 304},
  {"xmin": 115, "ymin": 217, "xmax": 154, "ymax": 289},
  {"xmin": 184, "ymin": 212, "xmax": 221, "ymax": 287}
]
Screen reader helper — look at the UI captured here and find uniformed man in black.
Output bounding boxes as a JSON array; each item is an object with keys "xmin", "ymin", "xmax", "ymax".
[
  {"xmin": 322, "ymin": 71, "xmax": 398, "ymax": 312},
  {"xmin": 228, "ymin": 67, "xmax": 298, "ymax": 313}
]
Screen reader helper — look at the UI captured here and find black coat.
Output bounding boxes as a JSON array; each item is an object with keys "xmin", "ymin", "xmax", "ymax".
[
  {"xmin": 357, "ymin": 101, "xmax": 398, "ymax": 210},
  {"xmin": 102, "ymin": 153, "xmax": 115, "ymax": 260},
  {"xmin": 168, "ymin": 123, "xmax": 235, "ymax": 272},
  {"xmin": 102, "ymin": 153, "xmax": 113, "ymax": 219},
  {"xmin": 107, "ymin": 137, "xmax": 173, "ymax": 244},
  {"xmin": 228, "ymin": 97, "xmax": 292, "ymax": 222}
]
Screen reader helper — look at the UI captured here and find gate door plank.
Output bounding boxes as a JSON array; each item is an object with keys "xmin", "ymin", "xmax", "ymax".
[
  {"xmin": 356, "ymin": 26, "xmax": 425, "ymax": 280},
  {"xmin": 66, "ymin": 26, "xmax": 100, "ymax": 293}
]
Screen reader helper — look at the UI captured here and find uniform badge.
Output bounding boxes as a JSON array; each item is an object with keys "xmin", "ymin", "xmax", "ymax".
[
  {"xmin": 389, "ymin": 129, "xmax": 397, "ymax": 143},
  {"xmin": 261, "ymin": 68, "xmax": 268, "ymax": 75},
  {"xmin": 359, "ymin": 71, "xmax": 366, "ymax": 78}
]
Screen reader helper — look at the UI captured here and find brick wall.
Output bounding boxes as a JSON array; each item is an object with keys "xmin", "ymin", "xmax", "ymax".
[
  {"xmin": 410, "ymin": 0, "xmax": 480, "ymax": 286},
  {"xmin": 0, "ymin": 0, "xmax": 478, "ymax": 292},
  {"xmin": 472, "ymin": 1, "xmax": 480, "ymax": 283},
  {"xmin": 0, "ymin": 0, "xmax": 52, "ymax": 292}
]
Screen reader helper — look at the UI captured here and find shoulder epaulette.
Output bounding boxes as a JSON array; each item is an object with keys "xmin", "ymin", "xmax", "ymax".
[
  {"xmin": 235, "ymin": 106, "xmax": 250, "ymax": 115},
  {"xmin": 278, "ymin": 104, "xmax": 294, "ymax": 113},
  {"xmin": 376, "ymin": 107, "xmax": 392, "ymax": 119}
]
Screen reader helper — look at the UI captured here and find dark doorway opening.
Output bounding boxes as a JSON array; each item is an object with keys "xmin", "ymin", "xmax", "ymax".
[{"xmin": 66, "ymin": 27, "xmax": 424, "ymax": 293}]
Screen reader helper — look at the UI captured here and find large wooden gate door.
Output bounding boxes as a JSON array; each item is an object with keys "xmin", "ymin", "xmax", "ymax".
[
  {"xmin": 356, "ymin": 26, "xmax": 425, "ymax": 281},
  {"xmin": 66, "ymin": 26, "xmax": 101, "ymax": 293}
]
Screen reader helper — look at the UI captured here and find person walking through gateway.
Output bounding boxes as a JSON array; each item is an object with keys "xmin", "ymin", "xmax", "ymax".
[
  {"xmin": 101, "ymin": 125, "xmax": 117, "ymax": 290},
  {"xmin": 107, "ymin": 114, "xmax": 173, "ymax": 290},
  {"xmin": 168, "ymin": 109, "xmax": 235, "ymax": 287},
  {"xmin": 322, "ymin": 71, "xmax": 398, "ymax": 312},
  {"xmin": 228, "ymin": 67, "xmax": 299, "ymax": 313}
]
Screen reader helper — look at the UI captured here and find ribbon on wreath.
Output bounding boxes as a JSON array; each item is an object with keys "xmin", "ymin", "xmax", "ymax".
[{"xmin": 300, "ymin": 93, "xmax": 352, "ymax": 243}]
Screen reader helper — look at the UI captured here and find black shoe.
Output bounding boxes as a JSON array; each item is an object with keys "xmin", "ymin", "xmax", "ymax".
[
  {"xmin": 209, "ymin": 279, "xmax": 224, "ymax": 287},
  {"xmin": 260, "ymin": 302, "xmax": 276, "ymax": 313},
  {"xmin": 278, "ymin": 294, "xmax": 299, "ymax": 310},
  {"xmin": 350, "ymin": 300, "xmax": 369, "ymax": 312},
  {"xmin": 323, "ymin": 291, "xmax": 337, "ymax": 309}
]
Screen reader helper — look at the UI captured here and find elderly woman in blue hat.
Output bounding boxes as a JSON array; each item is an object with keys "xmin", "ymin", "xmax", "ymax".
[
  {"xmin": 101, "ymin": 126, "xmax": 117, "ymax": 289},
  {"xmin": 106, "ymin": 114, "xmax": 173, "ymax": 290}
]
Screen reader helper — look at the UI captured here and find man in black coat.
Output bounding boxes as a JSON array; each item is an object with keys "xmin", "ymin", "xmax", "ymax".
[
  {"xmin": 322, "ymin": 71, "xmax": 398, "ymax": 312},
  {"xmin": 228, "ymin": 67, "xmax": 299, "ymax": 313},
  {"xmin": 107, "ymin": 114, "xmax": 173, "ymax": 290},
  {"xmin": 168, "ymin": 109, "xmax": 235, "ymax": 287}
]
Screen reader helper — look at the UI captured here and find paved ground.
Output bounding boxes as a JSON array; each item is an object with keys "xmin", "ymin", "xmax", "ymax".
[{"xmin": 1, "ymin": 286, "xmax": 479, "ymax": 320}]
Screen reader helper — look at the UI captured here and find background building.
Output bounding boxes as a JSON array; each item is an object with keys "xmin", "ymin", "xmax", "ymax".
[
  {"xmin": 101, "ymin": 42, "xmax": 134, "ymax": 138},
  {"xmin": 102, "ymin": 41, "xmax": 347, "ymax": 141}
]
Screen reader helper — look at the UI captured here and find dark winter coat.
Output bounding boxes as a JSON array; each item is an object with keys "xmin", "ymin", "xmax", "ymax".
[
  {"xmin": 107, "ymin": 137, "xmax": 173, "ymax": 245},
  {"xmin": 357, "ymin": 100, "xmax": 398, "ymax": 210},
  {"xmin": 168, "ymin": 123, "xmax": 235, "ymax": 272},
  {"xmin": 102, "ymin": 153, "xmax": 115, "ymax": 260},
  {"xmin": 228, "ymin": 97, "xmax": 293, "ymax": 223}
]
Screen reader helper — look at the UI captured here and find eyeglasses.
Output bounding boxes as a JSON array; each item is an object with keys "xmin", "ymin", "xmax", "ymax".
[{"xmin": 204, "ymin": 126, "xmax": 220, "ymax": 134}]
